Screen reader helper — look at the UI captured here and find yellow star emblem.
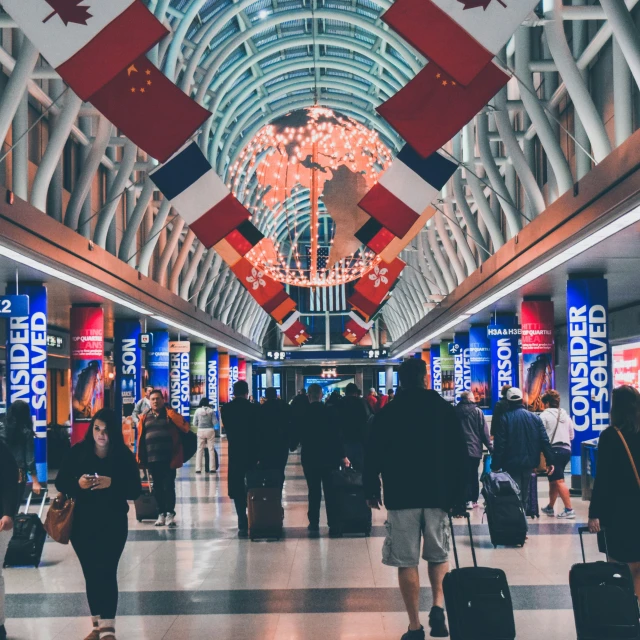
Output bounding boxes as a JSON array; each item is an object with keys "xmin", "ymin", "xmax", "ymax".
[
  {"xmin": 145, "ymin": 69, "xmax": 151, "ymax": 76},
  {"xmin": 130, "ymin": 87, "xmax": 136, "ymax": 93},
  {"xmin": 442, "ymin": 80, "xmax": 448, "ymax": 86},
  {"xmin": 147, "ymin": 80, "xmax": 152, "ymax": 86},
  {"xmin": 140, "ymin": 88, "xmax": 145, "ymax": 93},
  {"xmin": 436, "ymin": 73, "xmax": 441, "ymax": 79}
]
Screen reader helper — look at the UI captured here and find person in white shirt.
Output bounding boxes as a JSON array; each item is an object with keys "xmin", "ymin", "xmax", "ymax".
[
  {"xmin": 539, "ymin": 389, "xmax": 576, "ymax": 519},
  {"xmin": 132, "ymin": 386, "xmax": 154, "ymax": 426},
  {"xmin": 193, "ymin": 398, "xmax": 219, "ymax": 474}
]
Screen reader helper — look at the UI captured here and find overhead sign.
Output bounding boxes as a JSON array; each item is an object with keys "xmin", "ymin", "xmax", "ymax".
[
  {"xmin": 487, "ymin": 325, "xmax": 521, "ymax": 338},
  {"xmin": 148, "ymin": 330, "xmax": 169, "ymax": 402},
  {"xmin": 0, "ymin": 294, "xmax": 29, "ymax": 317},
  {"xmin": 139, "ymin": 332, "xmax": 153, "ymax": 349}
]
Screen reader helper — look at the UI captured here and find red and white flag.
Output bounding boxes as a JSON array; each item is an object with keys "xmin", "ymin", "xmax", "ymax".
[
  {"xmin": 348, "ymin": 258, "xmax": 406, "ymax": 320},
  {"xmin": 1, "ymin": 0, "xmax": 167, "ymax": 100},
  {"xmin": 377, "ymin": 62, "xmax": 509, "ymax": 159},
  {"xmin": 231, "ymin": 258, "xmax": 290, "ymax": 315},
  {"xmin": 344, "ymin": 312, "xmax": 374, "ymax": 344},
  {"xmin": 383, "ymin": 0, "xmax": 538, "ymax": 86}
]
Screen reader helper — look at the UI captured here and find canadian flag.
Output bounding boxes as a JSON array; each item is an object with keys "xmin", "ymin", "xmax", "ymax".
[{"xmin": 1, "ymin": 0, "xmax": 167, "ymax": 100}]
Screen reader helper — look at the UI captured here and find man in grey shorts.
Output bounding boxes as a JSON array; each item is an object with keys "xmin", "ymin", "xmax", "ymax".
[{"xmin": 364, "ymin": 358, "xmax": 467, "ymax": 639}]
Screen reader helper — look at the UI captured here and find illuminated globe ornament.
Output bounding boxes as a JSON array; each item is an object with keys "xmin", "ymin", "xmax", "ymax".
[{"xmin": 228, "ymin": 107, "xmax": 392, "ymax": 288}]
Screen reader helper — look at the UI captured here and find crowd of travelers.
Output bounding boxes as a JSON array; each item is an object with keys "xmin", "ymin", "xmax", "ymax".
[{"xmin": 0, "ymin": 360, "xmax": 637, "ymax": 640}]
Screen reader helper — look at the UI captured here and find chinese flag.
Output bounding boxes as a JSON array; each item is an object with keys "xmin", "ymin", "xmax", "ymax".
[
  {"xmin": 90, "ymin": 56, "xmax": 210, "ymax": 162},
  {"xmin": 348, "ymin": 258, "xmax": 406, "ymax": 319},
  {"xmin": 377, "ymin": 62, "xmax": 509, "ymax": 158}
]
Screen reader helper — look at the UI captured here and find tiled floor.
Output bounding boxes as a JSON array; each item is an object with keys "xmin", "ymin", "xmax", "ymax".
[{"xmin": 5, "ymin": 443, "xmax": 594, "ymax": 639}]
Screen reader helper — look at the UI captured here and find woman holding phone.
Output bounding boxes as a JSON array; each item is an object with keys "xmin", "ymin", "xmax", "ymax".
[{"xmin": 55, "ymin": 409, "xmax": 141, "ymax": 640}]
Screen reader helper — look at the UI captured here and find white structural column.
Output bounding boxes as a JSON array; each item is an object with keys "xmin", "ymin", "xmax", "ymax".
[
  {"xmin": 599, "ymin": 0, "xmax": 640, "ymax": 89},
  {"xmin": 613, "ymin": 38, "xmax": 634, "ymax": 146},
  {"xmin": 11, "ymin": 35, "xmax": 28, "ymax": 201},
  {"xmin": 118, "ymin": 179, "xmax": 155, "ymax": 263},
  {"xmin": 137, "ymin": 199, "xmax": 172, "ymax": 274}
]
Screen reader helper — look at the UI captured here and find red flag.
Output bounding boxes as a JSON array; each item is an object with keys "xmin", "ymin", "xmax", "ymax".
[
  {"xmin": 344, "ymin": 312, "xmax": 373, "ymax": 344},
  {"xmin": 283, "ymin": 320, "xmax": 310, "ymax": 345},
  {"xmin": 231, "ymin": 258, "xmax": 289, "ymax": 313},
  {"xmin": 348, "ymin": 258, "xmax": 406, "ymax": 319},
  {"xmin": 90, "ymin": 56, "xmax": 210, "ymax": 162},
  {"xmin": 376, "ymin": 62, "xmax": 509, "ymax": 158}
]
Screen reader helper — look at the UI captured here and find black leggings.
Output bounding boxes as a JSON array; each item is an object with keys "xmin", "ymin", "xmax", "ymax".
[
  {"xmin": 148, "ymin": 461, "xmax": 177, "ymax": 515},
  {"xmin": 466, "ymin": 457, "xmax": 482, "ymax": 503},
  {"xmin": 72, "ymin": 514, "xmax": 128, "ymax": 619}
]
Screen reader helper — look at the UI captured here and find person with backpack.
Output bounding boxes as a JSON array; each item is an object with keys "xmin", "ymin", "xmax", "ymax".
[
  {"xmin": 491, "ymin": 387, "xmax": 555, "ymax": 507},
  {"xmin": 0, "ymin": 400, "xmax": 43, "ymax": 509},
  {"xmin": 193, "ymin": 397, "xmax": 219, "ymax": 474},
  {"xmin": 589, "ymin": 385, "xmax": 640, "ymax": 596},
  {"xmin": 539, "ymin": 390, "xmax": 575, "ymax": 519},
  {"xmin": 55, "ymin": 409, "xmax": 141, "ymax": 640},
  {"xmin": 0, "ymin": 438, "xmax": 18, "ymax": 640}
]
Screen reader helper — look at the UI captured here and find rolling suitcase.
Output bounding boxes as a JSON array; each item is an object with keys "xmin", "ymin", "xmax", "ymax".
[
  {"xmin": 443, "ymin": 513, "xmax": 516, "ymax": 640},
  {"xmin": 134, "ymin": 471, "xmax": 159, "ymax": 522},
  {"xmin": 248, "ymin": 487, "xmax": 284, "ymax": 540},
  {"xmin": 246, "ymin": 469, "xmax": 283, "ymax": 490},
  {"xmin": 525, "ymin": 473, "xmax": 539, "ymax": 518},
  {"xmin": 4, "ymin": 490, "xmax": 47, "ymax": 568},
  {"xmin": 331, "ymin": 467, "xmax": 372, "ymax": 536},
  {"xmin": 570, "ymin": 527, "xmax": 640, "ymax": 640},
  {"xmin": 482, "ymin": 472, "xmax": 528, "ymax": 547}
]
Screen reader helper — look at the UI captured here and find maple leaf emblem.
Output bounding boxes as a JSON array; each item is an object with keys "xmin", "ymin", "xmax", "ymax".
[
  {"xmin": 457, "ymin": 0, "xmax": 506, "ymax": 10},
  {"xmin": 246, "ymin": 268, "xmax": 266, "ymax": 290},
  {"xmin": 43, "ymin": 0, "xmax": 93, "ymax": 26},
  {"xmin": 369, "ymin": 266, "xmax": 389, "ymax": 288}
]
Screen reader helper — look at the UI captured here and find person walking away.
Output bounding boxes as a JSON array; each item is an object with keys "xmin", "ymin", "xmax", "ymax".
[
  {"xmin": 136, "ymin": 389, "xmax": 190, "ymax": 527},
  {"xmin": 490, "ymin": 385, "xmax": 511, "ymax": 437},
  {"xmin": 589, "ymin": 385, "xmax": 640, "ymax": 596},
  {"xmin": 377, "ymin": 390, "xmax": 390, "ymax": 412},
  {"xmin": 366, "ymin": 388, "xmax": 379, "ymax": 414},
  {"xmin": 292, "ymin": 383, "xmax": 349, "ymax": 535},
  {"xmin": 365, "ymin": 358, "xmax": 467, "ymax": 639},
  {"xmin": 0, "ymin": 437, "xmax": 18, "ymax": 640},
  {"xmin": 55, "ymin": 409, "xmax": 141, "ymax": 640},
  {"xmin": 258, "ymin": 388, "xmax": 294, "ymax": 484},
  {"xmin": 337, "ymin": 382, "xmax": 371, "ymax": 471},
  {"xmin": 0, "ymin": 400, "xmax": 42, "ymax": 508},
  {"xmin": 539, "ymin": 390, "xmax": 575, "ymax": 519},
  {"xmin": 132, "ymin": 386, "xmax": 153, "ymax": 426},
  {"xmin": 326, "ymin": 389, "xmax": 343, "ymax": 408},
  {"xmin": 491, "ymin": 387, "xmax": 554, "ymax": 507},
  {"xmin": 221, "ymin": 380, "xmax": 260, "ymax": 537},
  {"xmin": 289, "ymin": 388, "xmax": 310, "ymax": 446},
  {"xmin": 193, "ymin": 398, "xmax": 219, "ymax": 474},
  {"xmin": 455, "ymin": 391, "xmax": 492, "ymax": 509},
  {"xmin": 387, "ymin": 388, "xmax": 395, "ymax": 403}
]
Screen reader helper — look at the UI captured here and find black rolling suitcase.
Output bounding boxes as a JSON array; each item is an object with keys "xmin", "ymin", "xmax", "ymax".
[
  {"xmin": 443, "ymin": 513, "xmax": 516, "ymax": 640},
  {"xmin": 4, "ymin": 490, "xmax": 47, "ymax": 568},
  {"xmin": 525, "ymin": 472, "xmax": 539, "ymax": 518},
  {"xmin": 570, "ymin": 527, "xmax": 640, "ymax": 640},
  {"xmin": 482, "ymin": 472, "xmax": 528, "ymax": 547},
  {"xmin": 331, "ymin": 467, "xmax": 372, "ymax": 536},
  {"xmin": 246, "ymin": 469, "xmax": 284, "ymax": 540},
  {"xmin": 134, "ymin": 471, "xmax": 159, "ymax": 522}
]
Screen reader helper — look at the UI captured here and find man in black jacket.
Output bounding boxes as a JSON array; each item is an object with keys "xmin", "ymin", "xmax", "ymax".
[
  {"xmin": 336, "ymin": 382, "xmax": 371, "ymax": 471},
  {"xmin": 365, "ymin": 358, "xmax": 467, "ymax": 640},
  {"xmin": 491, "ymin": 387, "xmax": 555, "ymax": 506},
  {"xmin": 258, "ymin": 387, "xmax": 294, "ymax": 485},
  {"xmin": 221, "ymin": 380, "xmax": 260, "ymax": 537}
]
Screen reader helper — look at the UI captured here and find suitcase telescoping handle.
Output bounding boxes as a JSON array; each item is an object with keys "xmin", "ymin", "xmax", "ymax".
[
  {"xmin": 23, "ymin": 489, "xmax": 48, "ymax": 519},
  {"xmin": 578, "ymin": 526, "xmax": 609, "ymax": 563},
  {"xmin": 449, "ymin": 512, "xmax": 478, "ymax": 569}
]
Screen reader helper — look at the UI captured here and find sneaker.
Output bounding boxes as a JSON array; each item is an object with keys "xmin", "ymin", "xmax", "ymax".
[
  {"xmin": 428, "ymin": 606, "xmax": 449, "ymax": 638},
  {"xmin": 472, "ymin": 502, "xmax": 479, "ymax": 509},
  {"xmin": 195, "ymin": 470, "xmax": 201, "ymax": 474},
  {"xmin": 557, "ymin": 508, "xmax": 576, "ymax": 519},
  {"xmin": 154, "ymin": 513, "xmax": 166, "ymax": 527},
  {"xmin": 166, "ymin": 513, "xmax": 177, "ymax": 527},
  {"xmin": 401, "ymin": 625, "xmax": 425, "ymax": 640},
  {"xmin": 541, "ymin": 506, "xmax": 555, "ymax": 517},
  {"xmin": 238, "ymin": 529, "xmax": 249, "ymax": 538}
]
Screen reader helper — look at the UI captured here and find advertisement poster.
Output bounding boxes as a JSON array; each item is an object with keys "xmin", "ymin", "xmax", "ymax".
[
  {"xmin": 229, "ymin": 355, "xmax": 239, "ymax": 398},
  {"xmin": 469, "ymin": 325, "xmax": 491, "ymax": 411},
  {"xmin": 613, "ymin": 341, "xmax": 640, "ymax": 391},
  {"xmin": 421, "ymin": 349, "xmax": 431, "ymax": 389},
  {"xmin": 430, "ymin": 344, "xmax": 441, "ymax": 394},
  {"xmin": 238, "ymin": 359, "xmax": 247, "ymax": 381},
  {"xmin": 5, "ymin": 283, "xmax": 48, "ymax": 481},
  {"xmin": 440, "ymin": 342, "xmax": 455, "ymax": 403},
  {"xmin": 567, "ymin": 278, "xmax": 610, "ymax": 478},
  {"xmin": 490, "ymin": 315, "xmax": 519, "ymax": 409},
  {"xmin": 190, "ymin": 344, "xmax": 206, "ymax": 418},
  {"xmin": 113, "ymin": 320, "xmax": 141, "ymax": 419},
  {"xmin": 206, "ymin": 348, "xmax": 219, "ymax": 415},
  {"xmin": 452, "ymin": 333, "xmax": 471, "ymax": 405},
  {"xmin": 148, "ymin": 330, "xmax": 169, "ymax": 402},
  {"xmin": 521, "ymin": 300, "xmax": 555, "ymax": 412},
  {"xmin": 70, "ymin": 306, "xmax": 104, "ymax": 444},
  {"xmin": 169, "ymin": 340, "xmax": 190, "ymax": 423},
  {"xmin": 219, "ymin": 353, "xmax": 230, "ymax": 404}
]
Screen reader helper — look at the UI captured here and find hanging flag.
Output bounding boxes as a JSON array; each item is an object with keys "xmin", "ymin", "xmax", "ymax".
[
  {"xmin": 382, "ymin": 0, "xmax": 538, "ymax": 86},
  {"xmin": 150, "ymin": 142, "xmax": 250, "ymax": 245},
  {"xmin": 231, "ymin": 258, "xmax": 289, "ymax": 314},
  {"xmin": 281, "ymin": 313, "xmax": 310, "ymax": 345},
  {"xmin": 355, "ymin": 218, "xmax": 396, "ymax": 254},
  {"xmin": 90, "ymin": 59, "xmax": 210, "ymax": 163},
  {"xmin": 380, "ymin": 206, "xmax": 437, "ymax": 263},
  {"xmin": 348, "ymin": 257, "xmax": 406, "ymax": 319},
  {"xmin": 377, "ymin": 62, "xmax": 509, "ymax": 159},
  {"xmin": 359, "ymin": 145, "xmax": 457, "ymax": 237},
  {"xmin": 213, "ymin": 238, "xmax": 243, "ymax": 267},
  {"xmin": 1, "ymin": 0, "xmax": 167, "ymax": 101},
  {"xmin": 269, "ymin": 295, "xmax": 297, "ymax": 324},
  {"xmin": 344, "ymin": 311, "xmax": 374, "ymax": 344},
  {"xmin": 224, "ymin": 221, "xmax": 265, "ymax": 257}
]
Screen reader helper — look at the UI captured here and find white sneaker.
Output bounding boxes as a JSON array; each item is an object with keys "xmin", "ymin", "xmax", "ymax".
[
  {"xmin": 166, "ymin": 513, "xmax": 177, "ymax": 528},
  {"xmin": 557, "ymin": 509, "xmax": 576, "ymax": 520},
  {"xmin": 154, "ymin": 514, "xmax": 166, "ymax": 527}
]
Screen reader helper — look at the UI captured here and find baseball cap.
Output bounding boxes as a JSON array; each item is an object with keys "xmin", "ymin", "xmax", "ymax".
[{"xmin": 506, "ymin": 387, "xmax": 523, "ymax": 402}]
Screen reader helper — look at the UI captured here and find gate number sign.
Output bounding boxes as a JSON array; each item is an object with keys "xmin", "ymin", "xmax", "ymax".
[{"xmin": 0, "ymin": 295, "xmax": 29, "ymax": 317}]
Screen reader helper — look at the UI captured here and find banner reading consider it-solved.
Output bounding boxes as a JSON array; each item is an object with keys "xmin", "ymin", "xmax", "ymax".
[{"xmin": 169, "ymin": 340, "xmax": 190, "ymax": 423}]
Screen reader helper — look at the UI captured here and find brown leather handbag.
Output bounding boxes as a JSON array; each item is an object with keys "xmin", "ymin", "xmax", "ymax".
[{"xmin": 44, "ymin": 494, "xmax": 75, "ymax": 544}]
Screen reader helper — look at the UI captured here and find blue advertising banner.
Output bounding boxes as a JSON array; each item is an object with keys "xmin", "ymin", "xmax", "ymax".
[
  {"xmin": 114, "ymin": 320, "xmax": 141, "ymax": 419},
  {"xmin": 148, "ymin": 330, "xmax": 169, "ymax": 402},
  {"xmin": 6, "ymin": 284, "xmax": 47, "ymax": 482},
  {"xmin": 469, "ymin": 326, "xmax": 491, "ymax": 411},
  {"xmin": 229, "ymin": 355, "xmax": 239, "ymax": 397},
  {"xmin": 567, "ymin": 279, "xmax": 610, "ymax": 476},
  {"xmin": 453, "ymin": 333, "xmax": 470, "ymax": 405},
  {"xmin": 206, "ymin": 348, "xmax": 219, "ymax": 416},
  {"xmin": 490, "ymin": 315, "xmax": 519, "ymax": 409},
  {"xmin": 430, "ymin": 344, "xmax": 442, "ymax": 394},
  {"xmin": 169, "ymin": 341, "xmax": 190, "ymax": 423}
]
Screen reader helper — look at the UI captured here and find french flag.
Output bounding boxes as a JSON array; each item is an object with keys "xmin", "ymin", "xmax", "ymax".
[
  {"xmin": 382, "ymin": 0, "xmax": 538, "ymax": 86},
  {"xmin": 358, "ymin": 145, "xmax": 458, "ymax": 238},
  {"xmin": 150, "ymin": 143, "xmax": 250, "ymax": 249},
  {"xmin": 1, "ymin": 0, "xmax": 167, "ymax": 100}
]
